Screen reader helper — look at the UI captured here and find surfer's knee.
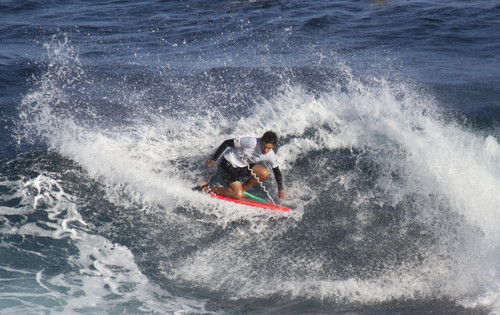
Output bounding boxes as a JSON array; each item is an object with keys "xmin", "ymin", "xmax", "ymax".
[
  {"xmin": 253, "ymin": 165, "xmax": 269, "ymax": 180},
  {"xmin": 234, "ymin": 190, "xmax": 244, "ymax": 200},
  {"xmin": 260, "ymin": 168, "xmax": 269, "ymax": 179},
  {"xmin": 228, "ymin": 185, "xmax": 244, "ymax": 200}
]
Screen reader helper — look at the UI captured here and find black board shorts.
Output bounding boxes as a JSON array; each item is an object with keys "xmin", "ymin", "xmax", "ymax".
[{"xmin": 218, "ymin": 158, "xmax": 256, "ymax": 185}]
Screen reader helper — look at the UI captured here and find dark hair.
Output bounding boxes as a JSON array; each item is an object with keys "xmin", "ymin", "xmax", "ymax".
[{"xmin": 262, "ymin": 130, "xmax": 278, "ymax": 145}]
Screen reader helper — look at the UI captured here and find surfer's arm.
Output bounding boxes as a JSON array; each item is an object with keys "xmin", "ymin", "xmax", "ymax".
[
  {"xmin": 211, "ymin": 139, "xmax": 234, "ymax": 160},
  {"xmin": 272, "ymin": 166, "xmax": 284, "ymax": 197},
  {"xmin": 205, "ymin": 139, "xmax": 234, "ymax": 167}
]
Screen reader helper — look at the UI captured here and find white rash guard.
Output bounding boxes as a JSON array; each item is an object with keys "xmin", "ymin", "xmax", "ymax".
[{"xmin": 223, "ymin": 137, "xmax": 279, "ymax": 168}]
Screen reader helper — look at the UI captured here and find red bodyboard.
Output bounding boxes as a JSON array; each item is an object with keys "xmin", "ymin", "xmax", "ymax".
[{"xmin": 209, "ymin": 193, "xmax": 290, "ymax": 212}]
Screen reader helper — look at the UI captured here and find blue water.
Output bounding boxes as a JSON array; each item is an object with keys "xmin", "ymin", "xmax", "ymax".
[{"xmin": 1, "ymin": 1, "xmax": 499, "ymax": 314}]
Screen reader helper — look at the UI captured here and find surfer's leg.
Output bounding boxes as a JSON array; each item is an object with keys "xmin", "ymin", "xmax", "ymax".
[
  {"xmin": 209, "ymin": 181, "xmax": 244, "ymax": 199},
  {"xmin": 242, "ymin": 165, "xmax": 269, "ymax": 191}
]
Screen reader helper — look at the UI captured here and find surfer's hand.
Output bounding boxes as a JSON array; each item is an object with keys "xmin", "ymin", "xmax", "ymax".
[
  {"xmin": 278, "ymin": 190, "xmax": 285, "ymax": 199},
  {"xmin": 205, "ymin": 159, "xmax": 215, "ymax": 167}
]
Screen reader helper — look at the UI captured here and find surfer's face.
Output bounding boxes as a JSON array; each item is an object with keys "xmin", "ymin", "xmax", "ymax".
[{"xmin": 261, "ymin": 142, "xmax": 274, "ymax": 154}]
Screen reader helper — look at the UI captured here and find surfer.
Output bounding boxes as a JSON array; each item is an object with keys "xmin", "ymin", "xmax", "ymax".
[{"xmin": 194, "ymin": 131, "xmax": 285, "ymax": 200}]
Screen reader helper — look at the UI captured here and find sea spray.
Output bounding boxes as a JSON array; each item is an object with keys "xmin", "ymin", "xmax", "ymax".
[{"xmin": 12, "ymin": 33, "xmax": 499, "ymax": 313}]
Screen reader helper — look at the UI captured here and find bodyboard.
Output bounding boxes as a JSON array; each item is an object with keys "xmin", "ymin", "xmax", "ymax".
[{"xmin": 209, "ymin": 193, "xmax": 290, "ymax": 212}]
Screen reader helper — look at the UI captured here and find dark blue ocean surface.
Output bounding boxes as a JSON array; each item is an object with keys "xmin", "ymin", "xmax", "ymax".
[{"xmin": 1, "ymin": 1, "xmax": 499, "ymax": 314}]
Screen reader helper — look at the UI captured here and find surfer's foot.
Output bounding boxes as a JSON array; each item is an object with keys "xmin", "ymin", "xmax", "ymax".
[{"xmin": 192, "ymin": 182, "xmax": 209, "ymax": 193}]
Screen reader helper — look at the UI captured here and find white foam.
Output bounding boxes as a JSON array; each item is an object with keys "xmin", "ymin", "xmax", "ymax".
[
  {"xmin": 0, "ymin": 174, "xmax": 214, "ymax": 314},
  {"xmin": 48, "ymin": 234, "xmax": 211, "ymax": 315},
  {"xmin": 168, "ymin": 76, "xmax": 499, "ymax": 310},
  {"xmin": 14, "ymin": 36, "xmax": 500, "ymax": 313}
]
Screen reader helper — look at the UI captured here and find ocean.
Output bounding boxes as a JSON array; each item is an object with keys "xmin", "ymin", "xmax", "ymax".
[{"xmin": 1, "ymin": 0, "xmax": 499, "ymax": 314}]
